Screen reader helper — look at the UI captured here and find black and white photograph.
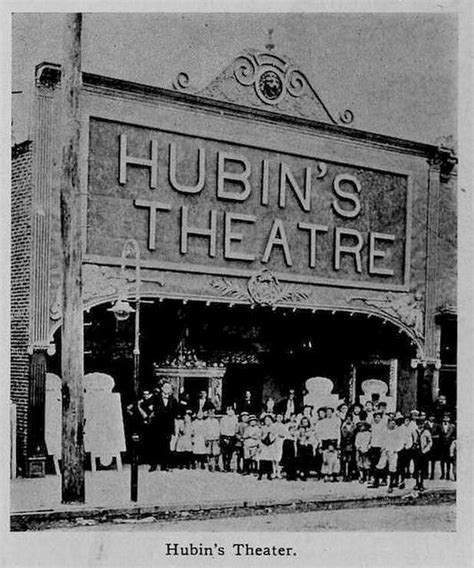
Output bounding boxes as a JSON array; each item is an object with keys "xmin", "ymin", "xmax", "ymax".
[{"xmin": 3, "ymin": 2, "xmax": 473, "ymax": 566}]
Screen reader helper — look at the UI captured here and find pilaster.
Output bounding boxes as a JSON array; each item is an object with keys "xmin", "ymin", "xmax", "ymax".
[{"xmin": 26, "ymin": 63, "xmax": 61, "ymax": 476}]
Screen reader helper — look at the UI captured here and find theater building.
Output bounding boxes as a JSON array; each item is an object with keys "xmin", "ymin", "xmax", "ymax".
[{"xmin": 11, "ymin": 50, "xmax": 457, "ymax": 474}]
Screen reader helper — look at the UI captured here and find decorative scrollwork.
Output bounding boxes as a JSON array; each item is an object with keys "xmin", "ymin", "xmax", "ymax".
[
  {"xmin": 233, "ymin": 55, "xmax": 257, "ymax": 86},
  {"xmin": 211, "ymin": 270, "xmax": 310, "ymax": 307},
  {"xmin": 210, "ymin": 278, "xmax": 248, "ymax": 301},
  {"xmin": 172, "ymin": 72, "xmax": 192, "ymax": 92},
  {"xmin": 339, "ymin": 109, "xmax": 354, "ymax": 125},
  {"xmin": 286, "ymin": 68, "xmax": 306, "ymax": 98},
  {"xmin": 349, "ymin": 292, "xmax": 424, "ymax": 339}
]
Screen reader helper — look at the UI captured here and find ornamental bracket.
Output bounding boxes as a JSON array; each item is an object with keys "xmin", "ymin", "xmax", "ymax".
[{"xmin": 410, "ymin": 357, "xmax": 442, "ymax": 370}]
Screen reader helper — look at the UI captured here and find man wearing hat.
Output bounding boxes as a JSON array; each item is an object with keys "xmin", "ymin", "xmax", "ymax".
[
  {"xmin": 276, "ymin": 388, "xmax": 301, "ymax": 422},
  {"xmin": 439, "ymin": 413, "xmax": 456, "ymax": 480},
  {"xmin": 426, "ymin": 413, "xmax": 441, "ymax": 479}
]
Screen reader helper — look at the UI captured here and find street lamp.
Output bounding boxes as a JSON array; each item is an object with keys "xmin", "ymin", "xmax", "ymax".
[{"xmin": 108, "ymin": 238, "xmax": 141, "ymax": 502}]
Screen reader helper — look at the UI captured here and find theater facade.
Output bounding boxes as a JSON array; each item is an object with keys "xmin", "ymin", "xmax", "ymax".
[{"xmin": 11, "ymin": 50, "xmax": 457, "ymax": 473}]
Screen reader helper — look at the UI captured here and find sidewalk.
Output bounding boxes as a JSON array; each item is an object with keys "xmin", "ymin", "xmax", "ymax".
[{"xmin": 11, "ymin": 466, "xmax": 456, "ymax": 528}]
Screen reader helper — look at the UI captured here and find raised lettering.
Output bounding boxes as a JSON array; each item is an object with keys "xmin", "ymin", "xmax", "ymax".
[
  {"xmin": 298, "ymin": 222, "xmax": 329, "ymax": 268},
  {"xmin": 332, "ymin": 174, "xmax": 361, "ymax": 218},
  {"xmin": 224, "ymin": 212, "xmax": 256, "ymax": 261},
  {"xmin": 262, "ymin": 219, "xmax": 292, "ymax": 266},
  {"xmin": 334, "ymin": 227, "xmax": 363, "ymax": 273},
  {"xmin": 134, "ymin": 199, "xmax": 171, "ymax": 250},
  {"xmin": 279, "ymin": 163, "xmax": 311, "ymax": 212},
  {"xmin": 180, "ymin": 206, "xmax": 217, "ymax": 258},
  {"xmin": 217, "ymin": 152, "xmax": 251, "ymax": 201},
  {"xmin": 261, "ymin": 159, "xmax": 270, "ymax": 206},
  {"xmin": 369, "ymin": 232, "xmax": 395, "ymax": 276},
  {"xmin": 169, "ymin": 142, "xmax": 205, "ymax": 194},
  {"xmin": 119, "ymin": 134, "xmax": 158, "ymax": 188}
]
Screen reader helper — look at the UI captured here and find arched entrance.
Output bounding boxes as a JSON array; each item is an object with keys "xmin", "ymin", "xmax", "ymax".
[{"xmin": 49, "ymin": 298, "xmax": 419, "ymax": 453}]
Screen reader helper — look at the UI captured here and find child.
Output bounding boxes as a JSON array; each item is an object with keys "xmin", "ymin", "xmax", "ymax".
[
  {"xmin": 350, "ymin": 403, "xmax": 362, "ymax": 424},
  {"xmin": 191, "ymin": 412, "xmax": 207, "ymax": 469},
  {"xmin": 355, "ymin": 421, "xmax": 371, "ymax": 483},
  {"xmin": 373, "ymin": 417, "xmax": 403, "ymax": 492},
  {"xmin": 243, "ymin": 415, "xmax": 261, "ymax": 475},
  {"xmin": 322, "ymin": 442, "xmax": 340, "ymax": 482},
  {"xmin": 296, "ymin": 416, "xmax": 314, "ymax": 481},
  {"xmin": 175, "ymin": 410, "xmax": 193, "ymax": 468},
  {"xmin": 204, "ymin": 408, "xmax": 221, "ymax": 472},
  {"xmin": 340, "ymin": 415, "xmax": 356, "ymax": 481},
  {"xmin": 235, "ymin": 411, "xmax": 249, "ymax": 474},
  {"xmin": 281, "ymin": 423, "xmax": 298, "ymax": 481},
  {"xmin": 258, "ymin": 414, "xmax": 276, "ymax": 480},
  {"xmin": 272, "ymin": 413, "xmax": 287, "ymax": 479},
  {"xmin": 414, "ymin": 420, "xmax": 433, "ymax": 491},
  {"xmin": 369, "ymin": 411, "xmax": 386, "ymax": 485},
  {"xmin": 219, "ymin": 405, "xmax": 238, "ymax": 472}
]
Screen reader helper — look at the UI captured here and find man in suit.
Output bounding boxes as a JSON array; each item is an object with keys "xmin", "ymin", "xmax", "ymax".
[
  {"xmin": 426, "ymin": 413, "xmax": 441, "ymax": 479},
  {"xmin": 193, "ymin": 389, "xmax": 216, "ymax": 416},
  {"xmin": 237, "ymin": 390, "xmax": 259, "ymax": 415},
  {"xmin": 276, "ymin": 388, "xmax": 301, "ymax": 421},
  {"xmin": 439, "ymin": 413, "xmax": 456, "ymax": 480},
  {"xmin": 148, "ymin": 381, "xmax": 179, "ymax": 471}
]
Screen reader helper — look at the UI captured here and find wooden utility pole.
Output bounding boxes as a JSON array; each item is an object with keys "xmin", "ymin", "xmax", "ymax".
[{"xmin": 60, "ymin": 13, "xmax": 85, "ymax": 503}]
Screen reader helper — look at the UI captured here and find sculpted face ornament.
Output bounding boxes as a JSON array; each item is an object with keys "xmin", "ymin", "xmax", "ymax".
[
  {"xmin": 257, "ymin": 70, "xmax": 283, "ymax": 103},
  {"xmin": 247, "ymin": 269, "xmax": 282, "ymax": 305}
]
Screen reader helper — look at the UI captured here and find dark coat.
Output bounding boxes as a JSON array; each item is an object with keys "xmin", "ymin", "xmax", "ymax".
[
  {"xmin": 192, "ymin": 397, "xmax": 216, "ymax": 415},
  {"xmin": 439, "ymin": 423, "xmax": 456, "ymax": 450},
  {"xmin": 150, "ymin": 394, "xmax": 179, "ymax": 435},
  {"xmin": 275, "ymin": 397, "xmax": 302, "ymax": 417},
  {"xmin": 237, "ymin": 398, "xmax": 260, "ymax": 416}
]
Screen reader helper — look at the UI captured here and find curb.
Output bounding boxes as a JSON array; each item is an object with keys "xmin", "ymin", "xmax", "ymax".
[{"xmin": 10, "ymin": 488, "xmax": 456, "ymax": 531}]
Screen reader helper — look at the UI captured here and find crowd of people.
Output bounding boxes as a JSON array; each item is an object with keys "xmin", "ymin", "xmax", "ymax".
[{"xmin": 128, "ymin": 384, "xmax": 456, "ymax": 492}]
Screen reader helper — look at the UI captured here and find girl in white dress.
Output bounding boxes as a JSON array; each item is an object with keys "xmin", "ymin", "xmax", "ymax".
[
  {"xmin": 272, "ymin": 413, "xmax": 288, "ymax": 478},
  {"xmin": 192, "ymin": 412, "xmax": 208, "ymax": 469},
  {"xmin": 258, "ymin": 414, "xmax": 276, "ymax": 480}
]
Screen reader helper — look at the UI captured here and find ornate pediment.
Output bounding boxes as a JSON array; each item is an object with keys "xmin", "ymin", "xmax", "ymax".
[{"xmin": 174, "ymin": 49, "xmax": 353, "ymax": 126}]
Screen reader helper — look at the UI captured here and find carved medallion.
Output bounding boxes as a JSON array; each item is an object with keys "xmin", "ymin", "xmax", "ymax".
[
  {"xmin": 211, "ymin": 269, "xmax": 310, "ymax": 307},
  {"xmin": 257, "ymin": 69, "xmax": 284, "ymax": 103},
  {"xmin": 247, "ymin": 269, "xmax": 281, "ymax": 305}
]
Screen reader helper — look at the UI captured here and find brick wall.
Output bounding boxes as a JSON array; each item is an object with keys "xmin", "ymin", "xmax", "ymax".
[{"xmin": 11, "ymin": 141, "xmax": 32, "ymax": 471}]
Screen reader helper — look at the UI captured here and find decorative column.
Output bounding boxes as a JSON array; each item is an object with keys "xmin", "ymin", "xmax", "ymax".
[
  {"xmin": 26, "ymin": 63, "xmax": 61, "ymax": 477},
  {"xmin": 420, "ymin": 155, "xmax": 442, "ymax": 409}
]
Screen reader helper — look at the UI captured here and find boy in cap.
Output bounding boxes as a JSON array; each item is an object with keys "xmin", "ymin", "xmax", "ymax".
[
  {"xmin": 426, "ymin": 413, "xmax": 441, "ymax": 479},
  {"xmin": 414, "ymin": 419, "xmax": 433, "ymax": 491},
  {"xmin": 204, "ymin": 408, "xmax": 221, "ymax": 472},
  {"xmin": 243, "ymin": 415, "xmax": 261, "ymax": 475},
  {"xmin": 354, "ymin": 420, "xmax": 371, "ymax": 483},
  {"xmin": 235, "ymin": 411, "xmax": 249, "ymax": 473},
  {"xmin": 373, "ymin": 417, "xmax": 403, "ymax": 492},
  {"xmin": 439, "ymin": 414, "xmax": 456, "ymax": 480}
]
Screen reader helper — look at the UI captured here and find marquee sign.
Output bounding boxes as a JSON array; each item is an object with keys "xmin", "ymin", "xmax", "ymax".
[{"xmin": 86, "ymin": 117, "xmax": 411, "ymax": 290}]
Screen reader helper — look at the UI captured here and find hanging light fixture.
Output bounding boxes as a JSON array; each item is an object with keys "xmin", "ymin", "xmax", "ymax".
[{"xmin": 107, "ymin": 299, "xmax": 135, "ymax": 321}]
